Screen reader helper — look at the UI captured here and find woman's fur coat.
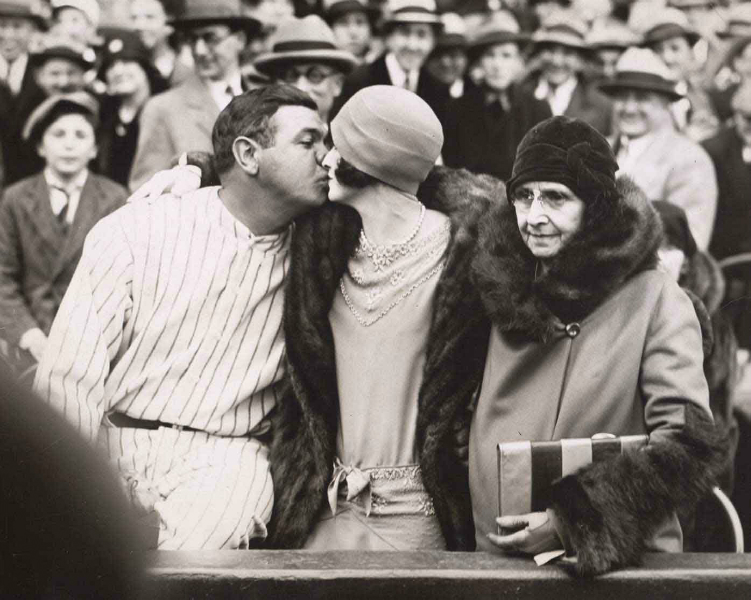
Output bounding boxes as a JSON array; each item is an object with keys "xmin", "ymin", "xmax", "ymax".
[
  {"xmin": 267, "ymin": 167, "xmax": 500, "ymax": 550},
  {"xmin": 471, "ymin": 176, "xmax": 727, "ymax": 576}
]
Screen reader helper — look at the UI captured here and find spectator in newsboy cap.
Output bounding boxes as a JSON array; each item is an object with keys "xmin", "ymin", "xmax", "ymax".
[
  {"xmin": 0, "ymin": 92, "xmax": 127, "ymax": 371},
  {"xmin": 254, "ymin": 15, "xmax": 358, "ymax": 122},
  {"xmin": 0, "ymin": 0, "xmax": 50, "ymax": 97},
  {"xmin": 425, "ymin": 12, "xmax": 468, "ymax": 100}
]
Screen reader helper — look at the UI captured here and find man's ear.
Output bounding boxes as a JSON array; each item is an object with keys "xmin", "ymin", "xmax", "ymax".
[
  {"xmin": 331, "ymin": 72, "xmax": 345, "ymax": 97},
  {"xmin": 232, "ymin": 136, "xmax": 261, "ymax": 176}
]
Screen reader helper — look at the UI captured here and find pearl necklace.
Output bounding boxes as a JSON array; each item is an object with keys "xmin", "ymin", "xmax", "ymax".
[{"xmin": 357, "ymin": 202, "xmax": 426, "ymax": 272}]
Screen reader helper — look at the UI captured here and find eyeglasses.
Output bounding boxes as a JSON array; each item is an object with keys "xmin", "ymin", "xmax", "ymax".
[
  {"xmin": 184, "ymin": 29, "xmax": 235, "ymax": 49},
  {"xmin": 281, "ymin": 65, "xmax": 336, "ymax": 85},
  {"xmin": 511, "ymin": 188, "xmax": 572, "ymax": 213}
]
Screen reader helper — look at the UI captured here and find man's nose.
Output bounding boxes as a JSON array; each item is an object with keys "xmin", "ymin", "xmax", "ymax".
[{"xmin": 192, "ymin": 38, "xmax": 208, "ymax": 56}]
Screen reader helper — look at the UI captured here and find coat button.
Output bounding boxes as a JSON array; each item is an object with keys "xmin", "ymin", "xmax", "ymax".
[{"xmin": 565, "ymin": 322, "xmax": 581, "ymax": 338}]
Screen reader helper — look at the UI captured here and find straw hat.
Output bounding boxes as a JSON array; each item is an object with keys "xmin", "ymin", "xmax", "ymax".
[
  {"xmin": 532, "ymin": 12, "xmax": 588, "ymax": 51},
  {"xmin": 585, "ymin": 21, "xmax": 640, "ymax": 51},
  {"xmin": 254, "ymin": 15, "xmax": 359, "ymax": 76},
  {"xmin": 598, "ymin": 47, "xmax": 685, "ymax": 101},
  {"xmin": 468, "ymin": 11, "xmax": 528, "ymax": 61},
  {"xmin": 382, "ymin": 0, "xmax": 442, "ymax": 29}
]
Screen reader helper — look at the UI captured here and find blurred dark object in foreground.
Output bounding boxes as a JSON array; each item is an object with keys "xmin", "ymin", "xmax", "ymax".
[{"xmin": 0, "ymin": 363, "xmax": 147, "ymax": 599}]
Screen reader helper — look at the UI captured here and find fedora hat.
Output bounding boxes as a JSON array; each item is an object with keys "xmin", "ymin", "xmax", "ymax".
[
  {"xmin": 717, "ymin": 3, "xmax": 751, "ymax": 40},
  {"xmin": 171, "ymin": 0, "xmax": 262, "ymax": 39},
  {"xmin": 0, "ymin": 0, "xmax": 49, "ymax": 29},
  {"xmin": 598, "ymin": 47, "xmax": 685, "ymax": 101},
  {"xmin": 468, "ymin": 11, "xmax": 528, "ymax": 61},
  {"xmin": 532, "ymin": 13, "xmax": 588, "ymax": 51},
  {"xmin": 323, "ymin": 0, "xmax": 380, "ymax": 26},
  {"xmin": 640, "ymin": 8, "xmax": 700, "ymax": 47},
  {"xmin": 254, "ymin": 15, "xmax": 358, "ymax": 76},
  {"xmin": 382, "ymin": 0, "xmax": 442, "ymax": 29},
  {"xmin": 432, "ymin": 12, "xmax": 468, "ymax": 52},
  {"xmin": 585, "ymin": 21, "xmax": 639, "ymax": 51}
]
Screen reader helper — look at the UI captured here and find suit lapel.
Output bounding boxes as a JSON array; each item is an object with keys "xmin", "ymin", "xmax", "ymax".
[
  {"xmin": 183, "ymin": 75, "xmax": 221, "ymax": 138},
  {"xmin": 20, "ymin": 175, "xmax": 66, "ymax": 259}
]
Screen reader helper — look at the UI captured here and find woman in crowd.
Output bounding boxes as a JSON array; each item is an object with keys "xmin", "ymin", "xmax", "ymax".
[
  {"xmin": 97, "ymin": 29, "xmax": 168, "ymax": 187},
  {"xmin": 469, "ymin": 116, "xmax": 724, "ymax": 576},
  {"xmin": 268, "ymin": 85, "xmax": 495, "ymax": 551}
]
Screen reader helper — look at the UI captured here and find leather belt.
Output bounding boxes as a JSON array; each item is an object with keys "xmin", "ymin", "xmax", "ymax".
[{"xmin": 108, "ymin": 411, "xmax": 203, "ymax": 433}]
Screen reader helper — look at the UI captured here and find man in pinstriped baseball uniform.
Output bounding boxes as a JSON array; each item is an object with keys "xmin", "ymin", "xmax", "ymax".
[{"xmin": 34, "ymin": 84, "xmax": 330, "ymax": 550}]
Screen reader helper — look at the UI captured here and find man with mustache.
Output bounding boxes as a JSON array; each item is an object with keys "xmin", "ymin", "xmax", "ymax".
[{"xmin": 35, "ymin": 84, "xmax": 331, "ymax": 550}]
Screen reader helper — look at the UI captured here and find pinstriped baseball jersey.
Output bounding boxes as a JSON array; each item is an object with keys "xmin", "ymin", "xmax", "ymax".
[{"xmin": 35, "ymin": 186, "xmax": 289, "ymax": 443}]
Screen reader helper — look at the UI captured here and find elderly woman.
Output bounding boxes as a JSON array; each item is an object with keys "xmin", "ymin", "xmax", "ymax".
[
  {"xmin": 468, "ymin": 116, "xmax": 724, "ymax": 575},
  {"xmin": 269, "ymin": 85, "xmax": 495, "ymax": 550}
]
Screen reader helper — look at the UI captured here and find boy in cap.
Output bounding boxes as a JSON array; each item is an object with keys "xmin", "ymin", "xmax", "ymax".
[
  {"xmin": 49, "ymin": 0, "xmax": 100, "ymax": 46},
  {"xmin": 442, "ymin": 11, "xmax": 551, "ymax": 181},
  {"xmin": 425, "ymin": 12, "xmax": 469, "ymax": 99},
  {"xmin": 0, "ymin": 92, "xmax": 127, "ymax": 374},
  {"xmin": 253, "ymin": 15, "xmax": 358, "ymax": 122}
]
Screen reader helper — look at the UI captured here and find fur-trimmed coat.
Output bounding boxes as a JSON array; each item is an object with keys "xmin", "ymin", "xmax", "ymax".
[
  {"xmin": 267, "ymin": 168, "xmax": 500, "ymax": 550},
  {"xmin": 468, "ymin": 177, "xmax": 726, "ymax": 576}
]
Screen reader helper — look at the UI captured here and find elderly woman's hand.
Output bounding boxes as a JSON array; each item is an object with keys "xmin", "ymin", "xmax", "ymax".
[{"xmin": 488, "ymin": 510, "xmax": 564, "ymax": 555}]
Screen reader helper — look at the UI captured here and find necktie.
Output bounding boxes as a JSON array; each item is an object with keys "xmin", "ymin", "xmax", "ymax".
[{"xmin": 50, "ymin": 186, "xmax": 70, "ymax": 230}]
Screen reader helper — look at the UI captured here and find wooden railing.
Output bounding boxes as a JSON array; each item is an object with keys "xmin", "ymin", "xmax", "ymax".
[{"xmin": 144, "ymin": 550, "xmax": 751, "ymax": 599}]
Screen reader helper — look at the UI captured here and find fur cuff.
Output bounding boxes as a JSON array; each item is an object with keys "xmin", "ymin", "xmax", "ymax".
[{"xmin": 549, "ymin": 403, "xmax": 727, "ymax": 576}]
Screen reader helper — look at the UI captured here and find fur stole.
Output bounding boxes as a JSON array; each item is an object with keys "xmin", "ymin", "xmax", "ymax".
[
  {"xmin": 268, "ymin": 167, "xmax": 499, "ymax": 550},
  {"xmin": 472, "ymin": 176, "xmax": 662, "ymax": 340}
]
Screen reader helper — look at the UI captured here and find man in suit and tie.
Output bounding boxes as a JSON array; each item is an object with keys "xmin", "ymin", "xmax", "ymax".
[
  {"xmin": 128, "ymin": 0, "xmax": 261, "ymax": 190},
  {"xmin": 442, "ymin": 12, "xmax": 551, "ymax": 182},
  {"xmin": 331, "ymin": 0, "xmax": 450, "ymax": 125},
  {"xmin": 0, "ymin": 92, "xmax": 127, "ymax": 371},
  {"xmin": 599, "ymin": 47, "xmax": 718, "ymax": 251}
]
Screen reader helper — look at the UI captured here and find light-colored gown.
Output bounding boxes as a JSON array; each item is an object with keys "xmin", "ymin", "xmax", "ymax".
[{"xmin": 304, "ymin": 215, "xmax": 451, "ymax": 550}]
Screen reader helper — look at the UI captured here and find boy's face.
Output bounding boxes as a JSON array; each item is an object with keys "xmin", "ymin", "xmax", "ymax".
[
  {"xmin": 52, "ymin": 7, "xmax": 94, "ymax": 45},
  {"xmin": 129, "ymin": 0, "xmax": 171, "ymax": 50},
  {"xmin": 0, "ymin": 16, "xmax": 37, "ymax": 62},
  {"xmin": 386, "ymin": 23, "xmax": 436, "ymax": 72},
  {"xmin": 37, "ymin": 113, "xmax": 97, "ymax": 178},
  {"xmin": 35, "ymin": 58, "xmax": 86, "ymax": 95}
]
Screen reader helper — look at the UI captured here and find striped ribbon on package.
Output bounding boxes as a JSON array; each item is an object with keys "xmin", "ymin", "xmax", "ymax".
[{"xmin": 497, "ymin": 435, "xmax": 648, "ymax": 518}]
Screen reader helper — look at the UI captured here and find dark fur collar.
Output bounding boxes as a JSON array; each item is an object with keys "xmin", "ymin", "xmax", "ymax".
[{"xmin": 472, "ymin": 176, "xmax": 662, "ymax": 341}]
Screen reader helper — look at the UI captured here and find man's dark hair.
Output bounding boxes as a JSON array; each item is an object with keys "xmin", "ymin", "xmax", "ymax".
[
  {"xmin": 211, "ymin": 83, "xmax": 318, "ymax": 176},
  {"xmin": 335, "ymin": 155, "xmax": 380, "ymax": 188}
]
